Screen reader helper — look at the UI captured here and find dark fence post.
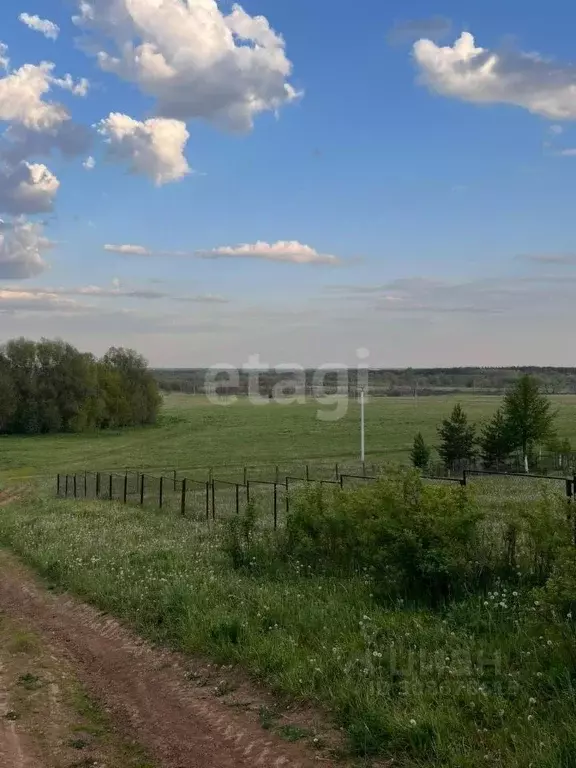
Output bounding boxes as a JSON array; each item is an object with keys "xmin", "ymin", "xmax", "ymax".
[
  {"xmin": 566, "ymin": 478, "xmax": 573, "ymax": 502},
  {"xmin": 73, "ymin": 474, "xmax": 77, "ymax": 498},
  {"xmin": 211, "ymin": 478, "xmax": 216, "ymax": 520},
  {"xmin": 123, "ymin": 472, "xmax": 128, "ymax": 504},
  {"xmin": 462, "ymin": 470, "xmax": 468, "ymax": 487},
  {"xmin": 159, "ymin": 476, "xmax": 164, "ymax": 509},
  {"xmin": 246, "ymin": 480, "xmax": 251, "ymax": 506},
  {"xmin": 181, "ymin": 478, "xmax": 187, "ymax": 516},
  {"xmin": 306, "ymin": 464, "xmax": 310, "ymax": 481},
  {"xmin": 96, "ymin": 472, "xmax": 100, "ymax": 497},
  {"xmin": 109, "ymin": 473, "xmax": 113, "ymax": 501},
  {"xmin": 173, "ymin": 469, "xmax": 177, "ymax": 491},
  {"xmin": 57, "ymin": 474, "xmax": 61, "ymax": 497},
  {"xmin": 140, "ymin": 474, "xmax": 145, "ymax": 506},
  {"xmin": 235, "ymin": 484, "xmax": 240, "ymax": 515},
  {"xmin": 273, "ymin": 483, "xmax": 278, "ymax": 530},
  {"xmin": 339, "ymin": 474, "xmax": 344, "ymax": 489}
]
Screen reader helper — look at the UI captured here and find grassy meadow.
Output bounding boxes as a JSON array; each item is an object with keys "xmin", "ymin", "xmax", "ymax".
[
  {"xmin": 2, "ymin": 393, "xmax": 576, "ymax": 765},
  {"xmin": 3, "ymin": 391, "xmax": 576, "ymax": 483}
]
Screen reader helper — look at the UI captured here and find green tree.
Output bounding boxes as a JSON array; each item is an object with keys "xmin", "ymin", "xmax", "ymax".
[
  {"xmin": 502, "ymin": 375, "xmax": 556, "ymax": 472},
  {"xmin": 479, "ymin": 409, "xmax": 514, "ymax": 469},
  {"xmin": 411, "ymin": 432, "xmax": 431, "ymax": 470},
  {"xmin": 438, "ymin": 403, "xmax": 476, "ymax": 470}
]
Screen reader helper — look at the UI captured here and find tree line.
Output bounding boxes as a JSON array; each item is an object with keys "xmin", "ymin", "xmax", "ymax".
[
  {"xmin": 411, "ymin": 375, "xmax": 564, "ymax": 473},
  {"xmin": 0, "ymin": 338, "xmax": 161, "ymax": 434},
  {"xmin": 155, "ymin": 366, "xmax": 576, "ymax": 397}
]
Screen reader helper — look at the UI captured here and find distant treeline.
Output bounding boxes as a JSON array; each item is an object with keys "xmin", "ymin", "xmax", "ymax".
[
  {"xmin": 153, "ymin": 366, "xmax": 576, "ymax": 397},
  {"xmin": 0, "ymin": 338, "xmax": 161, "ymax": 435}
]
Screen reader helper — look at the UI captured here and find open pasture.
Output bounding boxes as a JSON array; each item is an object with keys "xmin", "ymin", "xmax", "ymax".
[{"xmin": 4, "ymin": 392, "xmax": 576, "ymax": 483}]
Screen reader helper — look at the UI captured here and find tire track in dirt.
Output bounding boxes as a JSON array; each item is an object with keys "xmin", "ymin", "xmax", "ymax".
[
  {"xmin": 0, "ymin": 548, "xmax": 334, "ymax": 768},
  {"xmin": 0, "ymin": 660, "xmax": 38, "ymax": 768}
]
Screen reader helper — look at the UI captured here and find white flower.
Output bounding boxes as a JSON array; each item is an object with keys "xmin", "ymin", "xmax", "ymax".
[
  {"xmin": 529, "ymin": 697, "xmax": 536, "ymax": 705},
  {"xmin": 527, "ymin": 714, "xmax": 534, "ymax": 721},
  {"xmin": 409, "ymin": 719, "xmax": 417, "ymax": 726},
  {"xmin": 512, "ymin": 591, "xmax": 518, "ymax": 597}
]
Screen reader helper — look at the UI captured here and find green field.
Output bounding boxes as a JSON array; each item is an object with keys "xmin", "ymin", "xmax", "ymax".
[
  {"xmin": 3, "ymin": 392, "xmax": 576, "ymax": 483},
  {"xmin": 2, "ymin": 393, "xmax": 576, "ymax": 766}
]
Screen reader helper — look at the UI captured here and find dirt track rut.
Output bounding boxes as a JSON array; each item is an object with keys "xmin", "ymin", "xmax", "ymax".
[{"xmin": 0, "ymin": 547, "xmax": 331, "ymax": 768}]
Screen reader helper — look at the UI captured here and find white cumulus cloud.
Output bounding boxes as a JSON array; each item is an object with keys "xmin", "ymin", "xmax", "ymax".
[
  {"xmin": 83, "ymin": 155, "xmax": 96, "ymax": 170},
  {"xmin": 198, "ymin": 240, "xmax": 340, "ymax": 265},
  {"xmin": 104, "ymin": 243, "xmax": 153, "ymax": 255},
  {"xmin": 414, "ymin": 31, "xmax": 576, "ymax": 120},
  {"xmin": 74, "ymin": 0, "xmax": 299, "ymax": 132},
  {"xmin": 97, "ymin": 113, "xmax": 190, "ymax": 185},
  {"xmin": 0, "ymin": 161, "xmax": 59, "ymax": 215},
  {"xmin": 19, "ymin": 13, "xmax": 60, "ymax": 41},
  {"xmin": 0, "ymin": 218, "xmax": 53, "ymax": 279}
]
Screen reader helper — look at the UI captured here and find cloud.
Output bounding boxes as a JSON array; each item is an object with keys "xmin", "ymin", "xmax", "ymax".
[
  {"xmin": 0, "ymin": 218, "xmax": 53, "ymax": 279},
  {"xmin": 388, "ymin": 16, "xmax": 451, "ymax": 45},
  {"xmin": 519, "ymin": 252, "xmax": 576, "ymax": 264},
  {"xmin": 104, "ymin": 243, "xmax": 153, "ymax": 256},
  {"xmin": 0, "ymin": 289, "xmax": 81, "ymax": 313},
  {"xmin": 73, "ymin": 0, "xmax": 299, "ymax": 132},
  {"xmin": 549, "ymin": 124, "xmax": 564, "ymax": 135},
  {"xmin": 97, "ymin": 113, "xmax": 190, "ymax": 185},
  {"xmin": 557, "ymin": 148, "xmax": 576, "ymax": 156},
  {"xmin": 19, "ymin": 13, "xmax": 60, "ymax": 41},
  {"xmin": 414, "ymin": 31, "xmax": 576, "ymax": 120},
  {"xmin": 0, "ymin": 50, "xmax": 91, "ymax": 161},
  {"xmin": 174, "ymin": 294, "xmax": 229, "ymax": 304},
  {"xmin": 198, "ymin": 240, "xmax": 340, "ymax": 265},
  {"xmin": 83, "ymin": 155, "xmax": 96, "ymax": 170},
  {"xmin": 0, "ymin": 162, "xmax": 59, "ymax": 215}
]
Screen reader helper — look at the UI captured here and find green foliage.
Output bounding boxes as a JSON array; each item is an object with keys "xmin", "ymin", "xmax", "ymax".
[
  {"xmin": 222, "ymin": 501, "xmax": 259, "ymax": 569},
  {"xmin": 282, "ymin": 471, "xmax": 486, "ymax": 605},
  {"xmin": 4, "ymin": 487, "xmax": 576, "ymax": 766},
  {"xmin": 411, "ymin": 431, "xmax": 431, "ymax": 470},
  {"xmin": 503, "ymin": 375, "xmax": 557, "ymax": 468},
  {"xmin": 479, "ymin": 408, "xmax": 515, "ymax": 469},
  {"xmin": 0, "ymin": 338, "xmax": 160, "ymax": 435},
  {"xmin": 437, "ymin": 403, "xmax": 476, "ymax": 469}
]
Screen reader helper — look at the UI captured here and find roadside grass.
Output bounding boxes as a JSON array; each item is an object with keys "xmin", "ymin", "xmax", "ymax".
[
  {"xmin": 5, "ymin": 392, "xmax": 576, "ymax": 484},
  {"xmin": 0, "ymin": 487, "xmax": 575, "ymax": 766}
]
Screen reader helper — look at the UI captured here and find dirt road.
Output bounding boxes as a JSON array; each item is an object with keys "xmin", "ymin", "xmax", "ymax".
[{"xmin": 0, "ymin": 548, "xmax": 334, "ymax": 768}]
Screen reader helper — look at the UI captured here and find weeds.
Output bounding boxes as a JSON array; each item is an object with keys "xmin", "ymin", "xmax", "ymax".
[{"xmin": 1, "ymin": 481, "xmax": 576, "ymax": 766}]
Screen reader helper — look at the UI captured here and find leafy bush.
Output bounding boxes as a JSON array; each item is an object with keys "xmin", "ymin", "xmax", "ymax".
[{"xmin": 282, "ymin": 471, "xmax": 488, "ymax": 605}]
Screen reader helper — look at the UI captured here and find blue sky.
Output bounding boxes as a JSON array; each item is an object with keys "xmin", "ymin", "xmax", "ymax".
[{"xmin": 0, "ymin": 0, "xmax": 575, "ymax": 366}]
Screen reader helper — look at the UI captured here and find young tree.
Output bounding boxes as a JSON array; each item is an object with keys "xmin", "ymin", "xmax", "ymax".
[
  {"xmin": 502, "ymin": 375, "xmax": 556, "ymax": 473},
  {"xmin": 479, "ymin": 408, "xmax": 513, "ymax": 469},
  {"xmin": 438, "ymin": 403, "xmax": 476, "ymax": 470},
  {"xmin": 411, "ymin": 432, "xmax": 431, "ymax": 470}
]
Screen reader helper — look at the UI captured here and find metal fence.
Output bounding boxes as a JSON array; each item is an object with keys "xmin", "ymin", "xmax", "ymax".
[{"xmin": 56, "ymin": 467, "xmax": 576, "ymax": 532}]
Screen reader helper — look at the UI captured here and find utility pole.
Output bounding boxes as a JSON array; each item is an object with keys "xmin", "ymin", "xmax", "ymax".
[{"xmin": 360, "ymin": 386, "xmax": 365, "ymax": 463}]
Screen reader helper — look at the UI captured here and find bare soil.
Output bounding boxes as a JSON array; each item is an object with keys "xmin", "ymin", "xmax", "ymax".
[{"xmin": 0, "ymin": 545, "xmax": 338, "ymax": 768}]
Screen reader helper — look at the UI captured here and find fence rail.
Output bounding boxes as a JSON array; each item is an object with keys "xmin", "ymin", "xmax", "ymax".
[{"xmin": 56, "ymin": 465, "xmax": 576, "ymax": 529}]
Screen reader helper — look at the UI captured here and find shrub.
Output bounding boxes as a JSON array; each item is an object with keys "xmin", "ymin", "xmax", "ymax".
[{"xmin": 282, "ymin": 471, "xmax": 488, "ymax": 605}]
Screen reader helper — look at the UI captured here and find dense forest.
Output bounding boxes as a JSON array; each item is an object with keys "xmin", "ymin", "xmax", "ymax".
[
  {"xmin": 153, "ymin": 367, "xmax": 576, "ymax": 397},
  {"xmin": 0, "ymin": 339, "xmax": 161, "ymax": 435}
]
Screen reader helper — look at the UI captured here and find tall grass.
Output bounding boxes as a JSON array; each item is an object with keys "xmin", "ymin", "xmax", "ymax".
[{"xmin": 0, "ymin": 478, "xmax": 575, "ymax": 766}]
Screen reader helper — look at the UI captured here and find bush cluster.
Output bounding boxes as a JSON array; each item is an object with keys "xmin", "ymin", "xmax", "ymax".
[{"xmin": 0, "ymin": 338, "xmax": 161, "ymax": 434}]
